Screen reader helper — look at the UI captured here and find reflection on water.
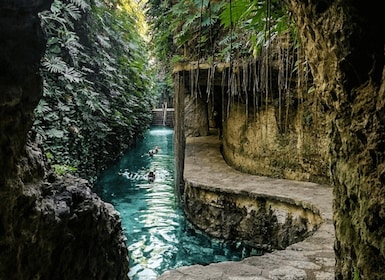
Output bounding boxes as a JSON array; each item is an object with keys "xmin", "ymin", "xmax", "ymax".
[{"xmin": 95, "ymin": 127, "xmax": 261, "ymax": 280}]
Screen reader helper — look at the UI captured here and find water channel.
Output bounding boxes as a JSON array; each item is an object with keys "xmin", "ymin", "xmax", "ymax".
[{"xmin": 95, "ymin": 127, "xmax": 260, "ymax": 279}]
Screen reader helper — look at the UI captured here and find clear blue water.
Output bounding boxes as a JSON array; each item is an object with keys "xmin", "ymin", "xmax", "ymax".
[{"xmin": 94, "ymin": 127, "xmax": 261, "ymax": 280}]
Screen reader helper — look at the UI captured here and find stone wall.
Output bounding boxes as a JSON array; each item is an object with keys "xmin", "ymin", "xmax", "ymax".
[
  {"xmin": 222, "ymin": 100, "xmax": 330, "ymax": 184},
  {"xmin": 183, "ymin": 181, "xmax": 322, "ymax": 252},
  {"xmin": 174, "ymin": 61, "xmax": 331, "ymax": 185},
  {"xmin": 0, "ymin": 1, "xmax": 129, "ymax": 278},
  {"xmin": 284, "ymin": 0, "xmax": 385, "ymax": 278},
  {"xmin": 184, "ymin": 90, "xmax": 209, "ymax": 137}
]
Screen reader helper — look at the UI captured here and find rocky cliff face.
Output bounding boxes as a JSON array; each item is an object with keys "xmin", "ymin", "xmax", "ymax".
[
  {"xmin": 0, "ymin": 1, "xmax": 129, "ymax": 279},
  {"xmin": 285, "ymin": 0, "xmax": 385, "ymax": 278},
  {"xmin": 177, "ymin": 56, "xmax": 330, "ymax": 184},
  {"xmin": 222, "ymin": 101, "xmax": 330, "ymax": 184},
  {"xmin": 174, "ymin": 0, "xmax": 385, "ymax": 278}
]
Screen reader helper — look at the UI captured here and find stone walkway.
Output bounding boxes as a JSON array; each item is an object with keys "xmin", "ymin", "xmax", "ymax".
[{"xmin": 158, "ymin": 135, "xmax": 335, "ymax": 280}]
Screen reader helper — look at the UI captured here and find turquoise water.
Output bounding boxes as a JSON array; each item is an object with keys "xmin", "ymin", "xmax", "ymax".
[{"xmin": 95, "ymin": 127, "xmax": 260, "ymax": 280}]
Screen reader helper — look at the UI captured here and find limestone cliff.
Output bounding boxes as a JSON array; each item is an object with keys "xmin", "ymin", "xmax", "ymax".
[
  {"xmin": 222, "ymin": 100, "xmax": 330, "ymax": 184},
  {"xmin": 0, "ymin": 1, "xmax": 129, "ymax": 279},
  {"xmin": 175, "ymin": 59, "xmax": 330, "ymax": 184},
  {"xmin": 174, "ymin": 0, "xmax": 385, "ymax": 278},
  {"xmin": 284, "ymin": 0, "xmax": 385, "ymax": 278}
]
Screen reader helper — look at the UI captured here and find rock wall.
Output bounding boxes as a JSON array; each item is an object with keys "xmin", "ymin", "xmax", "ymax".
[
  {"xmin": 172, "ymin": 0, "xmax": 385, "ymax": 277},
  {"xmin": 285, "ymin": 0, "xmax": 385, "ymax": 278},
  {"xmin": 4, "ymin": 140, "xmax": 129, "ymax": 279},
  {"xmin": 184, "ymin": 90, "xmax": 209, "ymax": 137},
  {"xmin": 183, "ymin": 181, "xmax": 322, "ymax": 252},
  {"xmin": 175, "ymin": 60, "xmax": 330, "ymax": 185},
  {"xmin": 222, "ymin": 100, "xmax": 330, "ymax": 184},
  {"xmin": 0, "ymin": 1, "xmax": 129, "ymax": 279}
]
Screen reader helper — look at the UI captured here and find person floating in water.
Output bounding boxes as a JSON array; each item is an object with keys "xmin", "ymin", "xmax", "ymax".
[
  {"xmin": 148, "ymin": 146, "xmax": 160, "ymax": 157},
  {"xmin": 118, "ymin": 170, "xmax": 144, "ymax": 180},
  {"xmin": 147, "ymin": 171, "xmax": 155, "ymax": 182}
]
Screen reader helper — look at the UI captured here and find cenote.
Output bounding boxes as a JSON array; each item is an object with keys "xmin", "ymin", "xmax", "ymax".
[{"xmin": 95, "ymin": 127, "xmax": 261, "ymax": 279}]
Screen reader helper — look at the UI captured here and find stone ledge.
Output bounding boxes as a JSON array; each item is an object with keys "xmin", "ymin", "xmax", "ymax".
[
  {"xmin": 158, "ymin": 135, "xmax": 334, "ymax": 279},
  {"xmin": 183, "ymin": 180, "xmax": 323, "ymax": 251}
]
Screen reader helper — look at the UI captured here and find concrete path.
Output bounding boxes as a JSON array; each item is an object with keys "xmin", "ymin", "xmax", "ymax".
[{"xmin": 158, "ymin": 135, "xmax": 335, "ymax": 280}]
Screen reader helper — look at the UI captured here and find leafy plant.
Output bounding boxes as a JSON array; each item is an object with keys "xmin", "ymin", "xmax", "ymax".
[
  {"xmin": 147, "ymin": 0, "xmax": 297, "ymax": 63},
  {"xmin": 36, "ymin": 0, "xmax": 155, "ymax": 182},
  {"xmin": 146, "ymin": 0, "xmax": 310, "ymax": 137},
  {"xmin": 53, "ymin": 164, "xmax": 78, "ymax": 176}
]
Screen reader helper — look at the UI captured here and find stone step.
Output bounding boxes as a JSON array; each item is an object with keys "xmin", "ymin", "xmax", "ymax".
[{"xmin": 152, "ymin": 108, "xmax": 174, "ymax": 127}]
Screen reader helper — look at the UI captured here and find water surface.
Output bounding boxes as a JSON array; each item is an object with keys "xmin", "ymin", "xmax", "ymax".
[{"xmin": 95, "ymin": 127, "xmax": 260, "ymax": 279}]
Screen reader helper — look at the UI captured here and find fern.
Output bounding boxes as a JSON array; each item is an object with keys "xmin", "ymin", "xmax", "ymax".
[
  {"xmin": 35, "ymin": 100, "xmax": 52, "ymax": 114},
  {"xmin": 47, "ymin": 128, "xmax": 65, "ymax": 138},
  {"xmin": 96, "ymin": 34, "xmax": 111, "ymax": 49},
  {"xmin": 50, "ymin": 0, "xmax": 64, "ymax": 15}
]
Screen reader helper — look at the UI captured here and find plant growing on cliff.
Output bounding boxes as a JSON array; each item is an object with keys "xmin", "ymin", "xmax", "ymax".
[
  {"xmin": 36, "ymin": 0, "xmax": 155, "ymax": 181},
  {"xmin": 147, "ymin": 0, "xmax": 296, "ymax": 61}
]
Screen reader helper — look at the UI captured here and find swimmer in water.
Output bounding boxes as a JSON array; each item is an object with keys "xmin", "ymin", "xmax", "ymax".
[{"xmin": 147, "ymin": 171, "xmax": 155, "ymax": 182}]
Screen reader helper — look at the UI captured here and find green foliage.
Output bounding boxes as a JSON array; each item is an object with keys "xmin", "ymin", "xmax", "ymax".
[
  {"xmin": 46, "ymin": 152, "xmax": 77, "ymax": 175},
  {"xmin": 219, "ymin": 0, "xmax": 295, "ymax": 58},
  {"xmin": 147, "ymin": 0, "xmax": 226, "ymax": 62},
  {"xmin": 53, "ymin": 164, "xmax": 78, "ymax": 176},
  {"xmin": 147, "ymin": 0, "xmax": 296, "ymax": 62},
  {"xmin": 36, "ymin": 0, "xmax": 155, "ymax": 182},
  {"xmin": 173, "ymin": 0, "xmax": 226, "ymax": 60}
]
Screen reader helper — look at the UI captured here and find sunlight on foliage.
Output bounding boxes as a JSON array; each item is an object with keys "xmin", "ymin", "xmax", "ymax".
[
  {"xmin": 53, "ymin": 164, "xmax": 78, "ymax": 176},
  {"xmin": 36, "ymin": 0, "xmax": 155, "ymax": 181},
  {"xmin": 147, "ymin": 0, "xmax": 296, "ymax": 62}
]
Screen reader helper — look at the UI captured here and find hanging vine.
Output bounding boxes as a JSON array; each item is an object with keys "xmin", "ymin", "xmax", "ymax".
[{"xmin": 147, "ymin": 0, "xmax": 311, "ymax": 142}]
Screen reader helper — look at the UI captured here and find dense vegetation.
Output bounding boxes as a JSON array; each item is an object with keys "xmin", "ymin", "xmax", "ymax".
[
  {"xmin": 146, "ymin": 0, "xmax": 309, "ymax": 132},
  {"xmin": 34, "ymin": 0, "xmax": 307, "ymax": 182},
  {"xmin": 146, "ymin": 0, "xmax": 295, "ymax": 64},
  {"xmin": 35, "ymin": 0, "xmax": 157, "ymax": 181}
]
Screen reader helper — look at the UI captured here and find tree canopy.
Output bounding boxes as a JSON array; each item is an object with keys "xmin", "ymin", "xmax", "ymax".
[{"xmin": 146, "ymin": 0, "xmax": 295, "ymax": 64}]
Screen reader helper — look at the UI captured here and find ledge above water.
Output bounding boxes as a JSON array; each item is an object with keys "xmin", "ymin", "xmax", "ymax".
[
  {"xmin": 158, "ymin": 135, "xmax": 335, "ymax": 279},
  {"xmin": 183, "ymin": 180, "xmax": 323, "ymax": 252}
]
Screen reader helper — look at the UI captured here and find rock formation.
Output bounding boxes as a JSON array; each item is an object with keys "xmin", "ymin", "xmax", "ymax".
[
  {"xmin": 174, "ymin": 0, "xmax": 385, "ymax": 278},
  {"xmin": 0, "ymin": 1, "xmax": 129, "ymax": 279},
  {"xmin": 175, "ymin": 57, "xmax": 330, "ymax": 184},
  {"xmin": 183, "ymin": 180, "xmax": 323, "ymax": 252},
  {"xmin": 283, "ymin": 0, "xmax": 385, "ymax": 278}
]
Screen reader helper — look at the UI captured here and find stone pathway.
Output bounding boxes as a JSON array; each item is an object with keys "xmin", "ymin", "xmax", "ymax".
[{"xmin": 157, "ymin": 135, "xmax": 335, "ymax": 280}]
